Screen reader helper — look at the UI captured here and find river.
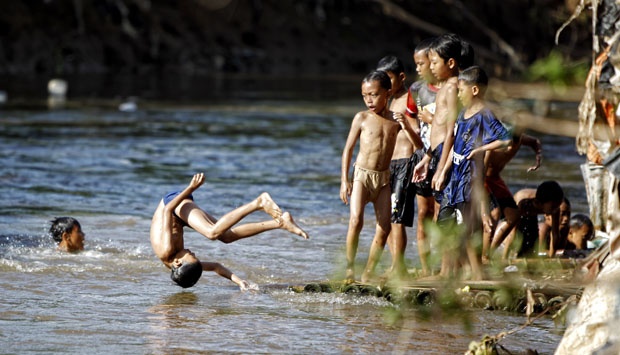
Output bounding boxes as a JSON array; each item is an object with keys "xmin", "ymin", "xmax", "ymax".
[{"xmin": 0, "ymin": 75, "xmax": 585, "ymax": 354}]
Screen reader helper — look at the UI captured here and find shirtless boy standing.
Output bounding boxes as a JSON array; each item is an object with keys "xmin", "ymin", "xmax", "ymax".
[
  {"xmin": 340, "ymin": 70, "xmax": 420, "ymax": 282},
  {"xmin": 377, "ymin": 56, "xmax": 423, "ymax": 279},
  {"xmin": 150, "ymin": 173, "xmax": 308, "ymax": 289}
]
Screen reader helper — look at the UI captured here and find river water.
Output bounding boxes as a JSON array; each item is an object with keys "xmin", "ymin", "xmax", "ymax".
[{"xmin": 0, "ymin": 76, "xmax": 586, "ymax": 354}]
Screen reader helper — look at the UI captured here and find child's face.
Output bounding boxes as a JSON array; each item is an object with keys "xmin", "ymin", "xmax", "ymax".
[
  {"xmin": 361, "ymin": 80, "xmax": 390, "ymax": 114},
  {"xmin": 457, "ymin": 80, "xmax": 475, "ymax": 107},
  {"xmin": 558, "ymin": 202, "xmax": 571, "ymax": 228},
  {"xmin": 568, "ymin": 225, "xmax": 592, "ymax": 249},
  {"xmin": 414, "ymin": 50, "xmax": 433, "ymax": 83},
  {"xmin": 64, "ymin": 225, "xmax": 85, "ymax": 252},
  {"xmin": 429, "ymin": 50, "xmax": 454, "ymax": 81},
  {"xmin": 385, "ymin": 71, "xmax": 405, "ymax": 93}
]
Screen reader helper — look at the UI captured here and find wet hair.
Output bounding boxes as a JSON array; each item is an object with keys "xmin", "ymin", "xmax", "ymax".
[
  {"xmin": 376, "ymin": 55, "xmax": 404, "ymax": 75},
  {"xmin": 430, "ymin": 34, "xmax": 475, "ymax": 70},
  {"xmin": 430, "ymin": 33, "xmax": 463, "ymax": 65},
  {"xmin": 570, "ymin": 214, "xmax": 594, "ymax": 240},
  {"xmin": 459, "ymin": 40, "xmax": 475, "ymax": 69},
  {"xmin": 414, "ymin": 37, "xmax": 435, "ymax": 54},
  {"xmin": 561, "ymin": 197, "xmax": 571, "ymax": 208},
  {"xmin": 171, "ymin": 260, "xmax": 203, "ymax": 288},
  {"xmin": 535, "ymin": 180, "xmax": 564, "ymax": 204},
  {"xmin": 458, "ymin": 66, "xmax": 488, "ymax": 94},
  {"xmin": 362, "ymin": 70, "xmax": 392, "ymax": 90},
  {"xmin": 49, "ymin": 217, "xmax": 81, "ymax": 243}
]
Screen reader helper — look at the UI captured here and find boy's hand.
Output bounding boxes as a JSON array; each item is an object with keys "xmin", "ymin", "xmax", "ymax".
[
  {"xmin": 393, "ymin": 112, "xmax": 406, "ymax": 125},
  {"xmin": 189, "ymin": 173, "xmax": 205, "ymax": 189},
  {"xmin": 412, "ymin": 160, "xmax": 428, "ymax": 183},
  {"xmin": 432, "ymin": 170, "xmax": 446, "ymax": 191},
  {"xmin": 418, "ymin": 109, "xmax": 433, "ymax": 124},
  {"xmin": 238, "ymin": 279, "xmax": 259, "ymax": 291},
  {"xmin": 340, "ymin": 180, "xmax": 351, "ymax": 205}
]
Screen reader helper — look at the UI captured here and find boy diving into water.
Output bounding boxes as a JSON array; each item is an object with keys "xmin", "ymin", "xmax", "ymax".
[{"xmin": 150, "ymin": 173, "xmax": 309, "ymax": 289}]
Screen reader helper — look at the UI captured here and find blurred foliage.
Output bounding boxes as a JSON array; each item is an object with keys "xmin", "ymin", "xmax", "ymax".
[{"xmin": 526, "ymin": 50, "xmax": 589, "ymax": 87}]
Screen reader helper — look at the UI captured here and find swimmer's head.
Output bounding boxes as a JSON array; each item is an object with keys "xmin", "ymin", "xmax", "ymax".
[
  {"xmin": 170, "ymin": 250, "xmax": 203, "ymax": 288},
  {"xmin": 49, "ymin": 217, "xmax": 84, "ymax": 252},
  {"xmin": 535, "ymin": 180, "xmax": 564, "ymax": 214}
]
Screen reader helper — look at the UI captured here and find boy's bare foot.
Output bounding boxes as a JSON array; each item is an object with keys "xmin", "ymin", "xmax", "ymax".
[
  {"xmin": 345, "ymin": 267, "xmax": 355, "ymax": 282},
  {"xmin": 280, "ymin": 212, "xmax": 309, "ymax": 239},
  {"xmin": 257, "ymin": 192, "xmax": 283, "ymax": 220}
]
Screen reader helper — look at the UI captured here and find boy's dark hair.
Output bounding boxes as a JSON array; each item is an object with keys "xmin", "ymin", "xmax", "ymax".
[
  {"xmin": 459, "ymin": 40, "xmax": 475, "ymax": 69},
  {"xmin": 535, "ymin": 180, "xmax": 564, "ymax": 204},
  {"xmin": 570, "ymin": 214, "xmax": 594, "ymax": 240},
  {"xmin": 562, "ymin": 197, "xmax": 571, "ymax": 208},
  {"xmin": 171, "ymin": 260, "xmax": 203, "ymax": 288},
  {"xmin": 414, "ymin": 37, "xmax": 435, "ymax": 54},
  {"xmin": 49, "ymin": 217, "xmax": 81, "ymax": 243},
  {"xmin": 376, "ymin": 55, "xmax": 404, "ymax": 75},
  {"xmin": 458, "ymin": 66, "xmax": 488, "ymax": 88},
  {"xmin": 430, "ymin": 33, "xmax": 463, "ymax": 65},
  {"xmin": 363, "ymin": 70, "xmax": 392, "ymax": 90}
]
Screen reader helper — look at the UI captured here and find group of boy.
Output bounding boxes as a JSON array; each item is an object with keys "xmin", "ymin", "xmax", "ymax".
[{"xmin": 339, "ymin": 33, "xmax": 594, "ymax": 282}]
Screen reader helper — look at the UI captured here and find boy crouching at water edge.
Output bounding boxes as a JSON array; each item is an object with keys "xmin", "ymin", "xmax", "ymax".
[
  {"xmin": 414, "ymin": 66, "xmax": 510, "ymax": 280},
  {"xmin": 50, "ymin": 217, "xmax": 85, "ymax": 252},
  {"xmin": 150, "ymin": 173, "xmax": 308, "ymax": 289},
  {"xmin": 340, "ymin": 70, "xmax": 421, "ymax": 283}
]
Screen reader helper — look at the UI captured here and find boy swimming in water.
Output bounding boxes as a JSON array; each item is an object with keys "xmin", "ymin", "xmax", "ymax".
[
  {"xmin": 49, "ymin": 216, "xmax": 85, "ymax": 252},
  {"xmin": 150, "ymin": 173, "xmax": 308, "ymax": 289}
]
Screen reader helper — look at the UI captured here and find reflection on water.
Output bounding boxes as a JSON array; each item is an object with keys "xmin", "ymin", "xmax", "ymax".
[{"xmin": 0, "ymin": 83, "xmax": 585, "ymax": 353}]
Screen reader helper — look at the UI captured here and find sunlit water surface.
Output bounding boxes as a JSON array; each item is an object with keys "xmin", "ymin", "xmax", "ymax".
[{"xmin": 0, "ymin": 92, "xmax": 585, "ymax": 354}]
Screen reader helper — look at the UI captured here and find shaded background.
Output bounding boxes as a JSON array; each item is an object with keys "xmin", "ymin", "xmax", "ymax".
[{"xmin": 0, "ymin": 0, "xmax": 591, "ymax": 100}]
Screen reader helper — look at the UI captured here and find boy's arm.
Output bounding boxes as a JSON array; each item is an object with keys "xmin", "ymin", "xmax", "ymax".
[
  {"xmin": 165, "ymin": 173, "xmax": 205, "ymax": 212},
  {"xmin": 521, "ymin": 134, "xmax": 542, "ymax": 172},
  {"xmin": 467, "ymin": 139, "xmax": 511, "ymax": 160},
  {"xmin": 201, "ymin": 261, "xmax": 257, "ymax": 291},
  {"xmin": 434, "ymin": 81, "xmax": 459, "ymax": 191},
  {"xmin": 434, "ymin": 147, "xmax": 453, "ymax": 191},
  {"xmin": 547, "ymin": 209, "xmax": 561, "ymax": 257},
  {"xmin": 340, "ymin": 113, "xmax": 363, "ymax": 205}
]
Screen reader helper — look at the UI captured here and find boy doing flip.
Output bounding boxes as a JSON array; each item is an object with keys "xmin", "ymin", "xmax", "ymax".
[{"xmin": 150, "ymin": 173, "xmax": 308, "ymax": 289}]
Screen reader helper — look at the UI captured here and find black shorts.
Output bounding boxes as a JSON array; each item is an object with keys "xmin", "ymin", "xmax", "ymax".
[
  {"xmin": 489, "ymin": 194, "xmax": 518, "ymax": 212},
  {"xmin": 389, "ymin": 157, "xmax": 416, "ymax": 226}
]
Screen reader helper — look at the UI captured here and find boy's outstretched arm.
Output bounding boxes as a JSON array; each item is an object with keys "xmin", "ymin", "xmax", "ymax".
[
  {"xmin": 201, "ymin": 261, "xmax": 258, "ymax": 291},
  {"xmin": 467, "ymin": 139, "xmax": 511, "ymax": 160},
  {"xmin": 521, "ymin": 134, "xmax": 542, "ymax": 172}
]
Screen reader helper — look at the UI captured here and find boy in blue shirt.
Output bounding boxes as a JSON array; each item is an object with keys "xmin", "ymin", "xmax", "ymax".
[{"xmin": 414, "ymin": 66, "xmax": 510, "ymax": 280}]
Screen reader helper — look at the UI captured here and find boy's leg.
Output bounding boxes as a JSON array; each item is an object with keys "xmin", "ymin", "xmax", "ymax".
[
  {"xmin": 386, "ymin": 223, "xmax": 407, "ymax": 278},
  {"xmin": 361, "ymin": 186, "xmax": 392, "ymax": 283},
  {"xmin": 184, "ymin": 193, "xmax": 307, "ymax": 242},
  {"xmin": 416, "ymin": 194, "xmax": 434, "ymax": 275},
  {"xmin": 463, "ymin": 202, "xmax": 484, "ymax": 281},
  {"xmin": 345, "ymin": 181, "xmax": 368, "ymax": 280},
  {"xmin": 490, "ymin": 206, "xmax": 519, "ymax": 251}
]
